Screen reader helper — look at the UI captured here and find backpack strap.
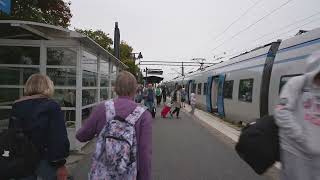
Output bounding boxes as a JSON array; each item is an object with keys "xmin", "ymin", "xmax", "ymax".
[
  {"xmin": 125, "ymin": 106, "xmax": 147, "ymax": 125},
  {"xmin": 105, "ymin": 99, "xmax": 116, "ymax": 122}
]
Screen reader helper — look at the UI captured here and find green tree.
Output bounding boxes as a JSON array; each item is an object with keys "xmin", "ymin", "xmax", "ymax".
[
  {"xmin": 119, "ymin": 41, "xmax": 133, "ymax": 60},
  {"xmin": 0, "ymin": 0, "xmax": 72, "ymax": 28},
  {"xmin": 119, "ymin": 41, "xmax": 141, "ymax": 80},
  {"xmin": 123, "ymin": 59, "xmax": 139, "ymax": 79},
  {"xmin": 75, "ymin": 29, "xmax": 114, "ymax": 53}
]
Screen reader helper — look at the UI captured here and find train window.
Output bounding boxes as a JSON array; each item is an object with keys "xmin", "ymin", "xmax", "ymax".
[
  {"xmin": 279, "ymin": 74, "xmax": 302, "ymax": 94},
  {"xmin": 238, "ymin": 79, "xmax": 254, "ymax": 102},
  {"xmin": 224, "ymin": 80, "xmax": 234, "ymax": 99},
  {"xmin": 192, "ymin": 83, "xmax": 196, "ymax": 93},
  {"xmin": 197, "ymin": 83, "xmax": 202, "ymax": 95},
  {"xmin": 203, "ymin": 83, "xmax": 208, "ymax": 95}
]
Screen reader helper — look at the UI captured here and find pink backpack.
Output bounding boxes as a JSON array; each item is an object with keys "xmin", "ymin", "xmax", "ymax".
[{"xmin": 89, "ymin": 100, "xmax": 146, "ymax": 180}]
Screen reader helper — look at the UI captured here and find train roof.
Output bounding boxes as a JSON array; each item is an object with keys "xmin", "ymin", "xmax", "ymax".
[{"xmin": 172, "ymin": 26, "xmax": 320, "ymax": 82}]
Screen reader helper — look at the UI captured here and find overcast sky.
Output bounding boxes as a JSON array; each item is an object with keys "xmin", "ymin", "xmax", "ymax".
[{"xmin": 70, "ymin": 0, "xmax": 320, "ymax": 81}]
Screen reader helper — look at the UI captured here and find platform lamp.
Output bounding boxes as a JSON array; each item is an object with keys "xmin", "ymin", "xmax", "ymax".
[{"xmin": 132, "ymin": 52, "xmax": 143, "ymax": 83}]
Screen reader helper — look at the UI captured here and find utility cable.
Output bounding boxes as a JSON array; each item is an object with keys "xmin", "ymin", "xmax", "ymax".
[{"xmin": 211, "ymin": 0, "xmax": 294, "ymax": 52}]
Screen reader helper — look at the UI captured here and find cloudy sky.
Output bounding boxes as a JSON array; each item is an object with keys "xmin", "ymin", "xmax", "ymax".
[{"xmin": 70, "ymin": 0, "xmax": 320, "ymax": 81}]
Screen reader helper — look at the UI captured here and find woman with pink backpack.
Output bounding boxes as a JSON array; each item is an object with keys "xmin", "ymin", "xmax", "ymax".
[{"xmin": 76, "ymin": 71, "xmax": 152, "ymax": 180}]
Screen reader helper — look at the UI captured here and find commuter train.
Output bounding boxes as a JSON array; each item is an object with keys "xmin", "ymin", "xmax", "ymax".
[{"xmin": 168, "ymin": 27, "xmax": 320, "ymax": 123}]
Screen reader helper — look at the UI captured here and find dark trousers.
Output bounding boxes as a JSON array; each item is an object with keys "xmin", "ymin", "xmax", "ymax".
[
  {"xmin": 163, "ymin": 95, "xmax": 167, "ymax": 103},
  {"xmin": 172, "ymin": 107, "xmax": 180, "ymax": 117},
  {"xmin": 156, "ymin": 95, "xmax": 162, "ymax": 105}
]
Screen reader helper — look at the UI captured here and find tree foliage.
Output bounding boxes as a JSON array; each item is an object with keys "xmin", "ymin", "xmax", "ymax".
[
  {"xmin": 0, "ymin": 0, "xmax": 72, "ymax": 28},
  {"xmin": 75, "ymin": 29, "xmax": 114, "ymax": 52},
  {"xmin": 119, "ymin": 41, "xmax": 133, "ymax": 60}
]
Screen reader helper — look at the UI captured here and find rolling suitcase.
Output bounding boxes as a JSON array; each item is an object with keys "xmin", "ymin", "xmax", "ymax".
[{"xmin": 161, "ymin": 105, "xmax": 171, "ymax": 118}]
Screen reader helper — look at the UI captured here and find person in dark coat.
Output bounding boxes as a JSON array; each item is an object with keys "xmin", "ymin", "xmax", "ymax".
[
  {"xmin": 9, "ymin": 74, "xmax": 70, "ymax": 180},
  {"xmin": 162, "ymin": 85, "xmax": 167, "ymax": 103}
]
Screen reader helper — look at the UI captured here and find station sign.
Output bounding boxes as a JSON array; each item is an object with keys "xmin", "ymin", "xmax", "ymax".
[{"xmin": 147, "ymin": 69, "xmax": 163, "ymax": 75}]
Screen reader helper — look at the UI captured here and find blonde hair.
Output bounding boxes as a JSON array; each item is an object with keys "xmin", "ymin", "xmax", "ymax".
[
  {"xmin": 115, "ymin": 71, "xmax": 137, "ymax": 97},
  {"xmin": 24, "ymin": 74, "xmax": 54, "ymax": 97}
]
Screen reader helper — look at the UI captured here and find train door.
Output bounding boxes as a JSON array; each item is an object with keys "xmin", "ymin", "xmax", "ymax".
[
  {"xmin": 187, "ymin": 80, "xmax": 192, "ymax": 104},
  {"xmin": 206, "ymin": 77, "xmax": 213, "ymax": 112},
  {"xmin": 207, "ymin": 76, "xmax": 219, "ymax": 112},
  {"xmin": 217, "ymin": 74, "xmax": 226, "ymax": 117}
]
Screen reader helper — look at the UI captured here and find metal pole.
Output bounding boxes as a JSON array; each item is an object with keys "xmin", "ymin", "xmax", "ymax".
[
  {"xmin": 145, "ymin": 67, "xmax": 148, "ymax": 86},
  {"xmin": 182, "ymin": 62, "xmax": 184, "ymax": 76}
]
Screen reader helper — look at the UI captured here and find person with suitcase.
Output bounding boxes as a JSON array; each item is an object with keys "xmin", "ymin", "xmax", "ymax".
[
  {"xmin": 170, "ymin": 85, "xmax": 182, "ymax": 119},
  {"xmin": 161, "ymin": 102, "xmax": 172, "ymax": 118}
]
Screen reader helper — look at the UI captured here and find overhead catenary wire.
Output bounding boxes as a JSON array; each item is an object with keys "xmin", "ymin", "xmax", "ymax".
[
  {"xmin": 259, "ymin": 17, "xmax": 320, "ymax": 46},
  {"xmin": 206, "ymin": 0, "xmax": 264, "ymax": 45},
  {"xmin": 193, "ymin": 0, "xmax": 264, "ymax": 56},
  {"xmin": 210, "ymin": 0, "xmax": 294, "ymax": 52},
  {"xmin": 214, "ymin": 11, "xmax": 320, "ymax": 60}
]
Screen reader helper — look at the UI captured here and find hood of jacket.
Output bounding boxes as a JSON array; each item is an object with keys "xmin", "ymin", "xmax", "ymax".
[{"xmin": 305, "ymin": 50, "xmax": 320, "ymax": 87}]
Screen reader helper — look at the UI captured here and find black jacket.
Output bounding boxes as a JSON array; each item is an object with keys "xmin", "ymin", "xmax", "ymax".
[{"xmin": 9, "ymin": 97, "xmax": 70, "ymax": 167}]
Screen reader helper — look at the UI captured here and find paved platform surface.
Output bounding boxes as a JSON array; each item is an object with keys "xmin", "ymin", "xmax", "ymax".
[{"xmin": 70, "ymin": 105, "xmax": 276, "ymax": 180}]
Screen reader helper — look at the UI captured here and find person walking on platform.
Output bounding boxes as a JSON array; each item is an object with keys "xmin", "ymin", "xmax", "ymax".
[
  {"xmin": 274, "ymin": 51, "xmax": 320, "ymax": 180},
  {"xmin": 190, "ymin": 92, "xmax": 196, "ymax": 115},
  {"xmin": 181, "ymin": 88, "xmax": 187, "ymax": 108},
  {"xmin": 162, "ymin": 85, "xmax": 168, "ymax": 103},
  {"xmin": 155, "ymin": 86, "xmax": 162, "ymax": 106},
  {"xmin": 7, "ymin": 74, "xmax": 70, "ymax": 180},
  {"xmin": 135, "ymin": 84, "xmax": 144, "ymax": 103},
  {"xmin": 144, "ymin": 84, "xmax": 156, "ymax": 117},
  {"xmin": 76, "ymin": 71, "xmax": 152, "ymax": 180},
  {"xmin": 170, "ymin": 85, "xmax": 182, "ymax": 119}
]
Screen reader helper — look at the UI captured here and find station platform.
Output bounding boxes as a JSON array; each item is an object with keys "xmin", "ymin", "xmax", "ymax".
[{"xmin": 67, "ymin": 102, "xmax": 279, "ymax": 180}]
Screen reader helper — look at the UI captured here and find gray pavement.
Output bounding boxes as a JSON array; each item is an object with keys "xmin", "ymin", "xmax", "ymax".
[{"xmin": 70, "ymin": 107, "xmax": 273, "ymax": 180}]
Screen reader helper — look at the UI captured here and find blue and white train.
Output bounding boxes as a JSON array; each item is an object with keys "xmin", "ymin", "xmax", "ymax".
[{"xmin": 168, "ymin": 27, "xmax": 320, "ymax": 123}]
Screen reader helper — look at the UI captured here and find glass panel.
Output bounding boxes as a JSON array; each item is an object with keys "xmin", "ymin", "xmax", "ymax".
[
  {"xmin": 192, "ymin": 84, "xmax": 196, "ymax": 93},
  {"xmin": 100, "ymin": 88, "xmax": 109, "ymax": 101},
  {"xmin": 83, "ymin": 71, "xmax": 98, "ymax": 87},
  {"xmin": 279, "ymin": 74, "xmax": 302, "ymax": 94},
  {"xmin": 0, "ymin": 88, "xmax": 22, "ymax": 106},
  {"xmin": 53, "ymin": 89, "xmax": 76, "ymax": 107},
  {"xmin": 100, "ymin": 60, "xmax": 109, "ymax": 75},
  {"xmin": 203, "ymin": 83, "xmax": 207, "ymax": 95},
  {"xmin": 100, "ymin": 75, "xmax": 109, "ymax": 87},
  {"xmin": 238, "ymin": 79, "xmax": 254, "ymax": 102},
  {"xmin": 47, "ymin": 68, "xmax": 76, "ymax": 86},
  {"xmin": 82, "ymin": 107, "xmax": 94, "ymax": 123},
  {"xmin": 82, "ymin": 51, "xmax": 97, "ymax": 72},
  {"xmin": 64, "ymin": 110, "xmax": 76, "ymax": 128},
  {"xmin": 0, "ymin": 109, "xmax": 10, "ymax": 130},
  {"xmin": 47, "ymin": 47, "xmax": 77, "ymax": 66},
  {"xmin": 197, "ymin": 83, "xmax": 202, "ymax": 95},
  {"xmin": 224, "ymin": 80, "xmax": 234, "ymax": 99},
  {"xmin": 0, "ymin": 46, "xmax": 40, "ymax": 65},
  {"xmin": 82, "ymin": 89, "xmax": 97, "ymax": 106},
  {"xmin": 0, "ymin": 67, "xmax": 39, "ymax": 85}
]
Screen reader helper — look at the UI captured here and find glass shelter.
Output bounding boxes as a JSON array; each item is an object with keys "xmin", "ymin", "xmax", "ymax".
[{"xmin": 0, "ymin": 20, "xmax": 126, "ymax": 150}]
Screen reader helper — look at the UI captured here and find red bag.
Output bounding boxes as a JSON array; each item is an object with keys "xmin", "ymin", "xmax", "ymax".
[{"xmin": 161, "ymin": 105, "xmax": 171, "ymax": 118}]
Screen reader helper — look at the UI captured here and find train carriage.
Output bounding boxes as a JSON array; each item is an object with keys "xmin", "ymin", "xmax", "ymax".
[{"xmin": 171, "ymin": 27, "xmax": 320, "ymax": 123}]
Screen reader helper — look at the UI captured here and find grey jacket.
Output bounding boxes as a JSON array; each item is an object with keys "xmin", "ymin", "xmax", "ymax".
[{"xmin": 274, "ymin": 51, "xmax": 320, "ymax": 156}]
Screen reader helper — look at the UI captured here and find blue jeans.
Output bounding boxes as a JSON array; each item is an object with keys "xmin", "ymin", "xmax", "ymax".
[
  {"xmin": 19, "ymin": 160, "xmax": 57, "ymax": 180},
  {"xmin": 144, "ymin": 101, "xmax": 154, "ymax": 111}
]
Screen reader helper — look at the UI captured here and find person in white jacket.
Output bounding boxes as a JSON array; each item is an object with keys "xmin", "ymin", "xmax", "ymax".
[
  {"xmin": 274, "ymin": 50, "xmax": 320, "ymax": 180},
  {"xmin": 190, "ymin": 93, "xmax": 196, "ymax": 114}
]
